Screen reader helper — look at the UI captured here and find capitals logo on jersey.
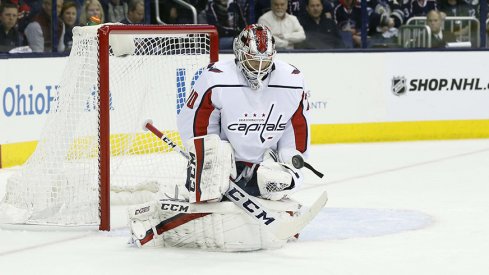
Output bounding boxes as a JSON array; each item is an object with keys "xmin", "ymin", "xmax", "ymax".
[{"xmin": 226, "ymin": 104, "xmax": 286, "ymax": 143}]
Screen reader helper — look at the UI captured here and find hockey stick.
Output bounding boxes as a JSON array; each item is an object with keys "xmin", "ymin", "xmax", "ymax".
[{"xmin": 143, "ymin": 120, "xmax": 327, "ymax": 240}]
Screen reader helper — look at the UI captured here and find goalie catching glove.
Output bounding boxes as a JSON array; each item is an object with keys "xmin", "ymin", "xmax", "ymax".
[{"xmin": 256, "ymin": 149, "xmax": 303, "ymax": 201}]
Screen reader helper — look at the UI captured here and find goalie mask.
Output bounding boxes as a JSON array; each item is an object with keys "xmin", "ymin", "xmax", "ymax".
[{"xmin": 233, "ymin": 24, "xmax": 276, "ymax": 89}]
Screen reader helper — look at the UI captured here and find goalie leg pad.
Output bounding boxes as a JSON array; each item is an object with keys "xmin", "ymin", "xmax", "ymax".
[
  {"xmin": 128, "ymin": 201, "xmax": 161, "ymax": 247},
  {"xmin": 185, "ymin": 134, "xmax": 236, "ymax": 203},
  {"xmin": 128, "ymin": 200, "xmax": 298, "ymax": 251},
  {"xmin": 128, "ymin": 200, "xmax": 210, "ymax": 247}
]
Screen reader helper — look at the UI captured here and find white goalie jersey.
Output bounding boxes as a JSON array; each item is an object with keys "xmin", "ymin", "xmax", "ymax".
[{"xmin": 177, "ymin": 59, "xmax": 311, "ymax": 164}]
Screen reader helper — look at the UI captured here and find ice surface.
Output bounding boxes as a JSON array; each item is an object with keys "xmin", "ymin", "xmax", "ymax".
[{"xmin": 1, "ymin": 139, "xmax": 488, "ymax": 275}]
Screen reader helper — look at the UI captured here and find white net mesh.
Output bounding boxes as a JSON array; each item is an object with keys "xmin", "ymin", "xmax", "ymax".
[{"xmin": 0, "ymin": 24, "xmax": 214, "ymax": 226}]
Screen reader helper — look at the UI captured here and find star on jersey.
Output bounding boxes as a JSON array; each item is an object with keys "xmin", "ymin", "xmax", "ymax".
[{"xmin": 244, "ymin": 113, "xmax": 266, "ymax": 117}]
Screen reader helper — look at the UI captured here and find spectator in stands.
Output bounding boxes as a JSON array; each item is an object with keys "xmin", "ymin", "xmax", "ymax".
[
  {"xmin": 299, "ymin": 0, "xmax": 344, "ymax": 49},
  {"xmin": 333, "ymin": 0, "xmax": 362, "ymax": 47},
  {"xmin": 367, "ymin": 0, "xmax": 406, "ymax": 48},
  {"xmin": 322, "ymin": 0, "xmax": 335, "ymax": 19},
  {"xmin": 258, "ymin": 0, "xmax": 305, "ymax": 49},
  {"xmin": 10, "ymin": 0, "xmax": 34, "ymax": 32},
  {"xmin": 463, "ymin": 0, "xmax": 479, "ymax": 17},
  {"xmin": 206, "ymin": 0, "xmax": 246, "ymax": 49},
  {"xmin": 410, "ymin": 0, "xmax": 437, "ymax": 17},
  {"xmin": 182, "ymin": 0, "xmax": 208, "ymax": 23},
  {"xmin": 368, "ymin": 0, "xmax": 407, "ymax": 28},
  {"xmin": 156, "ymin": 0, "xmax": 178, "ymax": 23},
  {"xmin": 24, "ymin": 0, "xmax": 65, "ymax": 52},
  {"xmin": 60, "ymin": 1, "xmax": 77, "ymax": 52},
  {"xmin": 103, "ymin": 0, "xmax": 128, "ymax": 23},
  {"xmin": 120, "ymin": 0, "xmax": 144, "ymax": 24},
  {"xmin": 439, "ymin": 0, "xmax": 474, "ymax": 16},
  {"xmin": 9, "ymin": 0, "xmax": 32, "ymax": 19},
  {"xmin": 254, "ymin": 0, "xmax": 305, "ymax": 20},
  {"xmin": 157, "ymin": 0, "xmax": 207, "ymax": 24},
  {"xmin": 287, "ymin": 0, "xmax": 306, "ymax": 18},
  {"xmin": 439, "ymin": 0, "xmax": 478, "ymax": 46},
  {"xmin": 0, "ymin": 2, "xmax": 26, "ymax": 52},
  {"xmin": 368, "ymin": 12, "xmax": 399, "ymax": 47},
  {"xmin": 426, "ymin": 9, "xmax": 457, "ymax": 47},
  {"xmin": 79, "ymin": 0, "xmax": 105, "ymax": 25},
  {"xmin": 234, "ymin": 0, "xmax": 250, "ymax": 22},
  {"xmin": 254, "ymin": 0, "xmax": 271, "ymax": 21}
]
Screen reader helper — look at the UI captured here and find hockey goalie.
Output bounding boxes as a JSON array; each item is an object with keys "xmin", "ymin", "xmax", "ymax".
[{"xmin": 128, "ymin": 24, "xmax": 327, "ymax": 251}]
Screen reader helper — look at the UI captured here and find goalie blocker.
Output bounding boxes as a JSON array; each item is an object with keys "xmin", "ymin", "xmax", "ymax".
[{"xmin": 184, "ymin": 134, "xmax": 236, "ymax": 203}]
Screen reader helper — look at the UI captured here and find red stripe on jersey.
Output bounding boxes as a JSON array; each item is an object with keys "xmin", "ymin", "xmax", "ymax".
[
  {"xmin": 291, "ymin": 93, "xmax": 308, "ymax": 153},
  {"xmin": 193, "ymin": 89, "xmax": 214, "ymax": 136},
  {"xmin": 255, "ymin": 28, "xmax": 267, "ymax": 53},
  {"xmin": 193, "ymin": 138, "xmax": 205, "ymax": 203}
]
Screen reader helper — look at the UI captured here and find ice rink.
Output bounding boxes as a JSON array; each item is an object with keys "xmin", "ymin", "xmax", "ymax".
[{"xmin": 1, "ymin": 139, "xmax": 488, "ymax": 275}]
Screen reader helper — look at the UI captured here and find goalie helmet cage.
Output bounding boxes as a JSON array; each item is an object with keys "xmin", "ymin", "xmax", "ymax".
[{"xmin": 0, "ymin": 24, "xmax": 219, "ymax": 231}]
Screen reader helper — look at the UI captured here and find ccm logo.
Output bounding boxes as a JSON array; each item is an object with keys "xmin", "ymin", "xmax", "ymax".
[
  {"xmin": 134, "ymin": 206, "xmax": 150, "ymax": 215},
  {"xmin": 227, "ymin": 187, "xmax": 276, "ymax": 225},
  {"xmin": 161, "ymin": 203, "xmax": 189, "ymax": 212}
]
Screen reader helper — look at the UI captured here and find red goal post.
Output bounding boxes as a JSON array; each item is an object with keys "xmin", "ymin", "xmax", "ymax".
[{"xmin": 98, "ymin": 25, "xmax": 219, "ymax": 230}]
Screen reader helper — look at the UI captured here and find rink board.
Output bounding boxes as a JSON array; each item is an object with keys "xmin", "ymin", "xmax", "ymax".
[{"xmin": 1, "ymin": 52, "xmax": 489, "ymax": 167}]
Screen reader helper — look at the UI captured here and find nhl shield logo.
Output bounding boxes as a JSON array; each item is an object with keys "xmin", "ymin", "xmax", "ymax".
[{"xmin": 391, "ymin": 76, "xmax": 407, "ymax": 96}]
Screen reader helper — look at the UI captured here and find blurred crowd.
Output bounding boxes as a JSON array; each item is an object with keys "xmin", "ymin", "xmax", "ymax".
[
  {"xmin": 0, "ymin": 0, "xmax": 488, "ymax": 53},
  {"xmin": 0, "ymin": 0, "xmax": 145, "ymax": 53}
]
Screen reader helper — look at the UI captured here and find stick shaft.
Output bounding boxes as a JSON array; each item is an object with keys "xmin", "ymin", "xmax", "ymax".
[{"xmin": 145, "ymin": 122, "xmax": 189, "ymax": 159}]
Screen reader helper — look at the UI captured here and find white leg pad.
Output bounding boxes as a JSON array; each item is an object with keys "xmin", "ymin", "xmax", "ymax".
[{"xmin": 128, "ymin": 199, "xmax": 300, "ymax": 251}]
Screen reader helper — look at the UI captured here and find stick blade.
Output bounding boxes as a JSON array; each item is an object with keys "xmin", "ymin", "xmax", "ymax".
[{"xmin": 272, "ymin": 191, "xmax": 328, "ymax": 240}]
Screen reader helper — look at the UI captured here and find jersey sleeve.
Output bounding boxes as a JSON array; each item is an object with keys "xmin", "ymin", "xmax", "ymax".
[
  {"xmin": 277, "ymin": 90, "xmax": 310, "ymax": 159},
  {"xmin": 177, "ymin": 67, "xmax": 222, "ymax": 146}
]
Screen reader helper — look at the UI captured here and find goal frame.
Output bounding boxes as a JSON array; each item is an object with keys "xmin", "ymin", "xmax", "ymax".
[{"xmin": 97, "ymin": 24, "xmax": 219, "ymax": 231}]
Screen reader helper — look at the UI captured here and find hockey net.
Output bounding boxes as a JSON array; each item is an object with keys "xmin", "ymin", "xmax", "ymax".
[{"xmin": 0, "ymin": 24, "xmax": 218, "ymax": 230}]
